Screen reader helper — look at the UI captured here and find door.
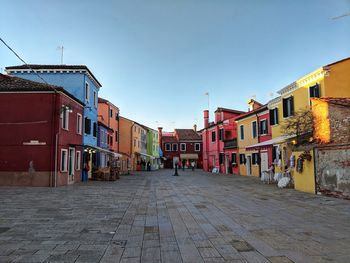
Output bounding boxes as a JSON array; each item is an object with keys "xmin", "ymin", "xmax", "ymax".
[
  {"xmin": 260, "ymin": 152, "xmax": 268, "ymax": 172},
  {"xmin": 68, "ymin": 147, "xmax": 75, "ymax": 183},
  {"xmin": 225, "ymin": 155, "xmax": 229, "ymax": 174},
  {"xmin": 246, "ymin": 156, "xmax": 252, "ymax": 176}
]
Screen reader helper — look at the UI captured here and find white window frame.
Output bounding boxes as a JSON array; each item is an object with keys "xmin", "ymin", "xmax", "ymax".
[
  {"xmin": 76, "ymin": 113, "xmax": 82, "ymax": 135},
  {"xmin": 180, "ymin": 143, "xmax": 186, "ymax": 151},
  {"xmin": 240, "ymin": 125, "xmax": 244, "ymax": 140},
  {"xmin": 165, "ymin": 143, "xmax": 171, "ymax": 151},
  {"xmin": 68, "ymin": 147, "xmax": 75, "ymax": 176},
  {"xmin": 172, "ymin": 143, "xmax": 178, "ymax": 151},
  {"xmin": 76, "ymin": 151, "xmax": 81, "ymax": 171},
  {"xmin": 61, "ymin": 149, "xmax": 68, "ymax": 172},
  {"xmin": 85, "ymin": 82, "xmax": 90, "ymax": 102},
  {"xmin": 259, "ymin": 118, "xmax": 268, "ymax": 135},
  {"xmin": 195, "ymin": 143, "xmax": 201, "ymax": 152},
  {"xmin": 61, "ymin": 106, "xmax": 69, "ymax": 130},
  {"xmin": 93, "ymin": 91, "xmax": 97, "ymax": 108},
  {"xmin": 251, "ymin": 121, "xmax": 257, "ymax": 138}
]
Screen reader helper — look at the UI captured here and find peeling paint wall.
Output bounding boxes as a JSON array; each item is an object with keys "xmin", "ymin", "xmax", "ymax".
[{"xmin": 315, "ymin": 145, "xmax": 350, "ymax": 198}]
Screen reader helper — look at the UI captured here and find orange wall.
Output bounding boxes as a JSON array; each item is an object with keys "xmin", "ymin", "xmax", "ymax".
[
  {"xmin": 98, "ymin": 101, "xmax": 119, "ymax": 152},
  {"xmin": 119, "ymin": 117, "xmax": 132, "ymax": 157}
]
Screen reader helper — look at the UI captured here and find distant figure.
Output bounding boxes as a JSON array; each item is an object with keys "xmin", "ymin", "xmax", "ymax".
[
  {"xmin": 147, "ymin": 161, "xmax": 151, "ymax": 172},
  {"xmin": 191, "ymin": 161, "xmax": 195, "ymax": 171},
  {"xmin": 182, "ymin": 159, "xmax": 186, "ymax": 171}
]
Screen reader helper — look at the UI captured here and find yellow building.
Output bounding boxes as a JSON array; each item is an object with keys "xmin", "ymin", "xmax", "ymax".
[
  {"xmin": 131, "ymin": 123, "xmax": 148, "ymax": 171},
  {"xmin": 236, "ymin": 100, "xmax": 264, "ymax": 177},
  {"xmin": 268, "ymin": 57, "xmax": 350, "ymax": 193}
]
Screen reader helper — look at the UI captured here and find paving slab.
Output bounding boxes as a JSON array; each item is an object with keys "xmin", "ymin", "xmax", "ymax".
[{"xmin": 0, "ymin": 169, "xmax": 350, "ymax": 262}]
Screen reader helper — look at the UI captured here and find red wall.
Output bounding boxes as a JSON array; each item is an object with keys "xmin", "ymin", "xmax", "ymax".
[{"xmin": 0, "ymin": 92, "xmax": 83, "ymax": 186}]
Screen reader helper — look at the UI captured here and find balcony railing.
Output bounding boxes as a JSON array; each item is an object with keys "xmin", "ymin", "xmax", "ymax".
[{"xmin": 223, "ymin": 138, "xmax": 237, "ymax": 149}]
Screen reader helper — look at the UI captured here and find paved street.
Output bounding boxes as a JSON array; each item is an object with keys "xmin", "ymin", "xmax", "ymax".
[{"xmin": 0, "ymin": 170, "xmax": 350, "ymax": 263}]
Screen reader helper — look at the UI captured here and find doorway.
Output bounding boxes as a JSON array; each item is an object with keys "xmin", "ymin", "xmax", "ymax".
[
  {"xmin": 260, "ymin": 152, "xmax": 268, "ymax": 172},
  {"xmin": 68, "ymin": 147, "xmax": 75, "ymax": 184},
  {"xmin": 246, "ymin": 155, "xmax": 252, "ymax": 176}
]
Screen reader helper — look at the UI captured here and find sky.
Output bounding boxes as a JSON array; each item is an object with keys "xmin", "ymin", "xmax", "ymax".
[{"xmin": 1, "ymin": 0, "xmax": 350, "ymax": 131}]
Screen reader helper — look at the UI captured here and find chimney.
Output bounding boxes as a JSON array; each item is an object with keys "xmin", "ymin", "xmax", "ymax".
[
  {"xmin": 204, "ymin": 110, "xmax": 209, "ymax": 129},
  {"xmin": 158, "ymin": 127, "xmax": 163, "ymax": 148},
  {"xmin": 193, "ymin": 124, "xmax": 197, "ymax": 132},
  {"xmin": 247, "ymin": 99, "xmax": 262, "ymax": 111}
]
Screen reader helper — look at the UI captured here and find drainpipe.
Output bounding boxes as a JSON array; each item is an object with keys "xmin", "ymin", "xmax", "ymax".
[
  {"xmin": 54, "ymin": 133, "xmax": 58, "ymax": 187},
  {"xmin": 50, "ymin": 91, "xmax": 58, "ymax": 187},
  {"xmin": 130, "ymin": 122, "xmax": 136, "ymax": 170},
  {"xmin": 256, "ymin": 113, "xmax": 262, "ymax": 177}
]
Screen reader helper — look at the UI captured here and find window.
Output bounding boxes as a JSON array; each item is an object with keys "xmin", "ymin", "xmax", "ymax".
[
  {"xmin": 172, "ymin": 143, "xmax": 178, "ymax": 151},
  {"xmin": 115, "ymin": 130, "xmax": 118, "ymax": 142},
  {"xmin": 134, "ymin": 139, "xmax": 136, "ymax": 147},
  {"xmin": 76, "ymin": 113, "xmax": 82, "ymax": 134},
  {"xmin": 269, "ymin": 108, "xmax": 279, "ymax": 125},
  {"xmin": 85, "ymin": 82, "xmax": 89, "ymax": 102},
  {"xmin": 68, "ymin": 148, "xmax": 75, "ymax": 176},
  {"xmin": 109, "ymin": 109, "xmax": 113, "ymax": 118},
  {"xmin": 259, "ymin": 119, "xmax": 268, "ymax": 135},
  {"xmin": 134, "ymin": 126, "xmax": 136, "ymax": 132},
  {"xmin": 239, "ymin": 154, "xmax": 246, "ymax": 164},
  {"xmin": 110, "ymin": 135, "xmax": 113, "ymax": 146},
  {"xmin": 138, "ymin": 141, "xmax": 140, "ymax": 148},
  {"xmin": 272, "ymin": 146, "xmax": 280, "ymax": 163},
  {"xmin": 76, "ymin": 151, "xmax": 81, "ymax": 170},
  {"xmin": 231, "ymin": 153, "xmax": 237, "ymax": 164},
  {"xmin": 195, "ymin": 143, "xmax": 200, "ymax": 151},
  {"xmin": 165, "ymin": 143, "xmax": 171, "ymax": 151},
  {"xmin": 61, "ymin": 149, "xmax": 68, "ymax": 172},
  {"xmin": 219, "ymin": 129, "xmax": 224, "ymax": 141},
  {"xmin": 93, "ymin": 122, "xmax": 97, "ymax": 137},
  {"xmin": 93, "ymin": 91, "xmax": 97, "ymax": 107},
  {"xmin": 211, "ymin": 131, "xmax": 216, "ymax": 142},
  {"xmin": 252, "ymin": 153, "xmax": 259, "ymax": 165},
  {"xmin": 240, "ymin": 125, "xmax": 244, "ymax": 140},
  {"xmin": 219, "ymin": 153, "xmax": 224, "ymax": 164},
  {"xmin": 115, "ymin": 112, "xmax": 119, "ymax": 120},
  {"xmin": 61, "ymin": 106, "xmax": 69, "ymax": 130},
  {"xmin": 309, "ymin": 83, "xmax": 320, "ymax": 99},
  {"xmin": 84, "ymin": 118, "xmax": 91, "ymax": 134},
  {"xmin": 252, "ymin": 121, "xmax": 257, "ymax": 138},
  {"xmin": 180, "ymin": 143, "xmax": 186, "ymax": 151},
  {"xmin": 283, "ymin": 96, "xmax": 294, "ymax": 118},
  {"xmin": 138, "ymin": 127, "xmax": 140, "ymax": 134}
]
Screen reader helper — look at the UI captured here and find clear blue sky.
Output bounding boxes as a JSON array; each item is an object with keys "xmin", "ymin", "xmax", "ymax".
[{"xmin": 1, "ymin": 0, "xmax": 349, "ymax": 131}]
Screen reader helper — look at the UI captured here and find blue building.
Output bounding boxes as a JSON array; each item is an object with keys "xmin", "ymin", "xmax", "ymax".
[{"xmin": 5, "ymin": 65, "xmax": 102, "ymax": 180}]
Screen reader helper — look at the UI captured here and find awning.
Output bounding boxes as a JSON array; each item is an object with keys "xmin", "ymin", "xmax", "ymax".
[
  {"xmin": 180, "ymin": 153, "xmax": 199, "ymax": 160},
  {"xmin": 140, "ymin": 152, "xmax": 156, "ymax": 160},
  {"xmin": 84, "ymin": 144, "xmax": 122, "ymax": 158},
  {"xmin": 246, "ymin": 135, "xmax": 296, "ymax": 150}
]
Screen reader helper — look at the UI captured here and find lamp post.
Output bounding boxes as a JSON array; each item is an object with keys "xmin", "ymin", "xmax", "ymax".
[{"xmin": 173, "ymin": 162, "xmax": 179, "ymax": 176}]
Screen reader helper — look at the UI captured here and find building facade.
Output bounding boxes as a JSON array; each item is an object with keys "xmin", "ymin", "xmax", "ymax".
[
  {"xmin": 6, "ymin": 65, "xmax": 102, "ymax": 180},
  {"xmin": 202, "ymin": 108, "xmax": 244, "ymax": 174},
  {"xmin": 159, "ymin": 128, "xmax": 202, "ymax": 169},
  {"xmin": 0, "ymin": 74, "xmax": 84, "ymax": 186}
]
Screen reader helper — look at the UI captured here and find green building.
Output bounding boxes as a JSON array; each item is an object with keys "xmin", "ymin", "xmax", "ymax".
[{"xmin": 147, "ymin": 128, "xmax": 160, "ymax": 170}]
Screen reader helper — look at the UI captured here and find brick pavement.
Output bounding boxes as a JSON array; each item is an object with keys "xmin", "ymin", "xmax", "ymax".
[{"xmin": 0, "ymin": 169, "xmax": 349, "ymax": 263}]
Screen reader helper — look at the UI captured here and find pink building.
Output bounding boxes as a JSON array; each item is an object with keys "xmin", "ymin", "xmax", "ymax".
[{"xmin": 201, "ymin": 108, "xmax": 245, "ymax": 174}]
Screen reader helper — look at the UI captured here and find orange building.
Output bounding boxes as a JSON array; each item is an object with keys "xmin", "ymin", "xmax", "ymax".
[
  {"xmin": 119, "ymin": 116, "xmax": 133, "ymax": 173},
  {"xmin": 98, "ymin": 98, "xmax": 119, "ymax": 153}
]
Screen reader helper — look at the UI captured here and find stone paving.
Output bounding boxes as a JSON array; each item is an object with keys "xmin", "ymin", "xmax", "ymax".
[{"xmin": 0, "ymin": 169, "xmax": 350, "ymax": 263}]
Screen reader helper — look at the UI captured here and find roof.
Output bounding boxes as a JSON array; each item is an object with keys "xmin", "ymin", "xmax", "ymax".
[
  {"xmin": 312, "ymin": 97, "xmax": 350, "ymax": 107},
  {"xmin": 235, "ymin": 104, "xmax": 268, "ymax": 121},
  {"xmin": 5, "ymin": 64, "xmax": 102, "ymax": 87},
  {"xmin": 0, "ymin": 73, "xmax": 84, "ymax": 105},
  {"xmin": 175, "ymin": 129, "xmax": 201, "ymax": 141},
  {"xmin": 214, "ymin": 107, "xmax": 245, "ymax": 114},
  {"xmin": 325, "ymin": 57, "xmax": 350, "ymax": 67},
  {"xmin": 162, "ymin": 136, "xmax": 178, "ymax": 143},
  {"xmin": 98, "ymin": 97, "xmax": 119, "ymax": 111}
]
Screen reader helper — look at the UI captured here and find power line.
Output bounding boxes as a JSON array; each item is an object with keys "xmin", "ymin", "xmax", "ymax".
[
  {"xmin": 332, "ymin": 12, "xmax": 350, "ymax": 20},
  {"xmin": 0, "ymin": 37, "xmax": 52, "ymax": 87}
]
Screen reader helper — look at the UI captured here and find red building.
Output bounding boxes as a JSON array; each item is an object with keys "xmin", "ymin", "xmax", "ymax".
[
  {"xmin": 158, "ymin": 127, "xmax": 202, "ymax": 169},
  {"xmin": 0, "ymin": 74, "xmax": 84, "ymax": 186},
  {"xmin": 201, "ymin": 108, "xmax": 245, "ymax": 174}
]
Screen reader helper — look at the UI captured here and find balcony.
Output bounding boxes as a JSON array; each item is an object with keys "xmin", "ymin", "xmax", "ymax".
[{"xmin": 223, "ymin": 138, "xmax": 237, "ymax": 149}]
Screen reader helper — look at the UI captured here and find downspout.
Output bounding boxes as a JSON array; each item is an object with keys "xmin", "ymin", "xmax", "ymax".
[
  {"xmin": 51, "ymin": 91, "xmax": 58, "ymax": 187},
  {"xmin": 130, "ymin": 123, "xmax": 136, "ymax": 170},
  {"xmin": 256, "ymin": 112, "xmax": 262, "ymax": 177}
]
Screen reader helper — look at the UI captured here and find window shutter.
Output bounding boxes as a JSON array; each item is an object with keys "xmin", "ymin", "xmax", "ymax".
[
  {"xmin": 283, "ymin": 98, "xmax": 287, "ymax": 118},
  {"xmin": 269, "ymin": 110, "xmax": 274, "ymax": 125},
  {"xmin": 275, "ymin": 108, "xmax": 279, "ymax": 124},
  {"xmin": 315, "ymin": 84, "xmax": 320, "ymax": 98},
  {"xmin": 290, "ymin": 96, "xmax": 294, "ymax": 115}
]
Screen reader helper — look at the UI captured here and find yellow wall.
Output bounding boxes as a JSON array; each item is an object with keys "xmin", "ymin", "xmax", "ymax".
[
  {"xmin": 237, "ymin": 115, "xmax": 260, "ymax": 177},
  {"xmin": 324, "ymin": 59, "xmax": 350, "ymax": 97},
  {"xmin": 292, "ymin": 151, "xmax": 315, "ymax": 194}
]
